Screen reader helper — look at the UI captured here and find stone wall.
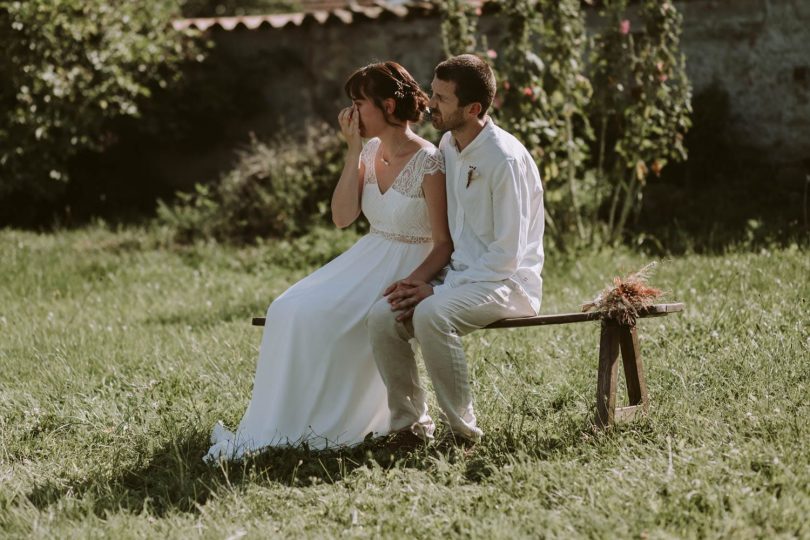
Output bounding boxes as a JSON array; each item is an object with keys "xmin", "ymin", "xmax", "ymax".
[
  {"xmin": 211, "ymin": 0, "xmax": 809, "ymax": 163},
  {"xmin": 209, "ymin": 14, "xmax": 446, "ymax": 137},
  {"xmin": 97, "ymin": 0, "xmax": 807, "ymax": 215},
  {"xmin": 677, "ymin": 0, "xmax": 810, "ymax": 163}
]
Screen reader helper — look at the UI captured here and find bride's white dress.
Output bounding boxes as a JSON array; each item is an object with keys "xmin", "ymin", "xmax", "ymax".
[{"xmin": 205, "ymin": 138, "xmax": 444, "ymax": 461}]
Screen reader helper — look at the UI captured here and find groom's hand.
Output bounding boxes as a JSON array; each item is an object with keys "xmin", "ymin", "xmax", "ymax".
[{"xmin": 386, "ymin": 279, "xmax": 433, "ymax": 322}]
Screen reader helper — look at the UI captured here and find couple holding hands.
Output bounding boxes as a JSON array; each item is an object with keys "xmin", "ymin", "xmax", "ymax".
[{"xmin": 206, "ymin": 54, "xmax": 545, "ymax": 462}]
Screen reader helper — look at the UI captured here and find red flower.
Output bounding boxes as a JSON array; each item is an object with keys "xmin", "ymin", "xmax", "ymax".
[
  {"xmin": 620, "ymin": 19, "xmax": 631, "ymax": 35},
  {"xmin": 487, "ymin": 49, "xmax": 498, "ymax": 59},
  {"xmin": 503, "ymin": 80, "xmax": 511, "ymax": 90},
  {"xmin": 522, "ymin": 87, "xmax": 534, "ymax": 97}
]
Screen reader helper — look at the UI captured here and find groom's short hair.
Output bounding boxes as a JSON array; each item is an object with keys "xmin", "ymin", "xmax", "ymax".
[{"xmin": 434, "ymin": 54, "xmax": 496, "ymax": 119}]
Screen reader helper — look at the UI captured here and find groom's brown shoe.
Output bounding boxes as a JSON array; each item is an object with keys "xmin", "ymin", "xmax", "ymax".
[
  {"xmin": 384, "ymin": 428, "xmax": 431, "ymax": 451},
  {"xmin": 435, "ymin": 430, "xmax": 478, "ymax": 454}
]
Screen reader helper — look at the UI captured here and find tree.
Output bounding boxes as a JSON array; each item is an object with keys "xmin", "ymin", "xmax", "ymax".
[
  {"xmin": 438, "ymin": 0, "xmax": 692, "ymax": 248},
  {"xmin": 590, "ymin": 0, "xmax": 692, "ymax": 243},
  {"xmin": 0, "ymin": 0, "xmax": 199, "ymax": 209},
  {"xmin": 490, "ymin": 0, "xmax": 594, "ymax": 247}
]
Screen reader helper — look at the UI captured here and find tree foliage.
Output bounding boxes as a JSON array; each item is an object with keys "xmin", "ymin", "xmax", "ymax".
[
  {"xmin": 439, "ymin": 0, "xmax": 692, "ymax": 248},
  {"xmin": 0, "ymin": 0, "xmax": 199, "ymax": 203},
  {"xmin": 591, "ymin": 0, "xmax": 692, "ymax": 243},
  {"xmin": 493, "ymin": 0, "xmax": 594, "ymax": 244},
  {"xmin": 438, "ymin": 0, "xmax": 480, "ymax": 57}
]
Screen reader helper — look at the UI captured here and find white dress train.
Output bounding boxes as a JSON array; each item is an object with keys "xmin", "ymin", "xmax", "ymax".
[{"xmin": 205, "ymin": 138, "xmax": 444, "ymax": 461}]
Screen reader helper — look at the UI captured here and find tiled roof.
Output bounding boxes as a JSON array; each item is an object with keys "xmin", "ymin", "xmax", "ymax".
[
  {"xmin": 171, "ymin": 1, "xmax": 447, "ymax": 32},
  {"xmin": 171, "ymin": 0, "xmax": 685, "ymax": 32}
]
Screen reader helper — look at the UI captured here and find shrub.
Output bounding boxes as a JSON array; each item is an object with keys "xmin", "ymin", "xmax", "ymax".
[
  {"xmin": 157, "ymin": 124, "xmax": 345, "ymax": 244},
  {"xmin": 590, "ymin": 0, "xmax": 692, "ymax": 244},
  {"xmin": 262, "ymin": 225, "xmax": 361, "ymax": 271},
  {"xmin": 492, "ymin": 0, "xmax": 594, "ymax": 246},
  {"xmin": 439, "ymin": 0, "xmax": 692, "ymax": 249},
  {"xmin": 0, "ymin": 0, "xmax": 199, "ymax": 206},
  {"xmin": 439, "ymin": 0, "xmax": 480, "ymax": 57}
]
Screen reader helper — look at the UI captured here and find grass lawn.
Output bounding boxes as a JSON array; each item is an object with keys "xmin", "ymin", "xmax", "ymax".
[{"xmin": 1, "ymin": 225, "xmax": 808, "ymax": 538}]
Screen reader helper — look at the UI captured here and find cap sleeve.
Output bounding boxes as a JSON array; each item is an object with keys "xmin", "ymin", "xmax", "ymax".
[
  {"xmin": 422, "ymin": 146, "xmax": 445, "ymax": 175},
  {"xmin": 360, "ymin": 138, "xmax": 380, "ymax": 167}
]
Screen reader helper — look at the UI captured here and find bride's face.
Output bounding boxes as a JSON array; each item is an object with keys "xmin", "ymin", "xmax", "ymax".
[{"xmin": 352, "ymin": 94, "xmax": 388, "ymax": 138}]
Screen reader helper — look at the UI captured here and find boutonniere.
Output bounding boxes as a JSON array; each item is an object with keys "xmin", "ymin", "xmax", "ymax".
[{"xmin": 466, "ymin": 165, "xmax": 478, "ymax": 188}]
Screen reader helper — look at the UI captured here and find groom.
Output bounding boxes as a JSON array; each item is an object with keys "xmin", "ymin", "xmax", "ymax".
[{"xmin": 367, "ymin": 54, "xmax": 545, "ymax": 443}]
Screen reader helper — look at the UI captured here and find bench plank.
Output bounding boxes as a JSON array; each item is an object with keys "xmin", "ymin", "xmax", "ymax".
[
  {"xmin": 614, "ymin": 404, "xmax": 643, "ymax": 423},
  {"xmin": 250, "ymin": 302, "xmax": 685, "ymax": 328},
  {"xmin": 486, "ymin": 302, "xmax": 684, "ymax": 328}
]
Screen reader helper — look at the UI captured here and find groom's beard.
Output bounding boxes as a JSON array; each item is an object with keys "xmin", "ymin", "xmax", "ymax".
[{"xmin": 430, "ymin": 108, "xmax": 465, "ymax": 132}]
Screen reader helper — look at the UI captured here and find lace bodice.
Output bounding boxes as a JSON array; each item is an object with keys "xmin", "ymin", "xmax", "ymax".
[{"xmin": 360, "ymin": 138, "xmax": 444, "ymax": 243}]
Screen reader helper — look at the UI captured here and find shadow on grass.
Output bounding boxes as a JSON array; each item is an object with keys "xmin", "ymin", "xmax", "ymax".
[
  {"xmin": 23, "ymin": 428, "xmax": 444, "ymax": 518},
  {"xmin": 23, "ymin": 405, "xmax": 607, "ymax": 517},
  {"xmin": 144, "ymin": 299, "xmax": 266, "ymax": 327},
  {"xmin": 459, "ymin": 393, "xmax": 662, "ymax": 482}
]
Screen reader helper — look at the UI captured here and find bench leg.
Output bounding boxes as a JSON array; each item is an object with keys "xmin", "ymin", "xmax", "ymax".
[
  {"xmin": 595, "ymin": 321, "xmax": 620, "ymax": 428},
  {"xmin": 595, "ymin": 322, "xmax": 649, "ymax": 428},
  {"xmin": 620, "ymin": 325, "xmax": 648, "ymax": 408}
]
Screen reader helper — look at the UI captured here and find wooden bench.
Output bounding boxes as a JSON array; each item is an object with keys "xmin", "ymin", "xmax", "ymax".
[{"xmin": 251, "ymin": 302, "xmax": 684, "ymax": 429}]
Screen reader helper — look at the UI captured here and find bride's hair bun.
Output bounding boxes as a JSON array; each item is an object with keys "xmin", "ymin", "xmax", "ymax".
[{"xmin": 344, "ymin": 61, "xmax": 429, "ymax": 124}]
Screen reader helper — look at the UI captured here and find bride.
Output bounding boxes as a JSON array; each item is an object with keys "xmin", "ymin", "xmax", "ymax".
[{"xmin": 205, "ymin": 61, "xmax": 452, "ymax": 461}]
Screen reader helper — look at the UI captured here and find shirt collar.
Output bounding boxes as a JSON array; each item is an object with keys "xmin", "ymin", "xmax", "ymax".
[{"xmin": 452, "ymin": 116, "xmax": 496, "ymax": 158}]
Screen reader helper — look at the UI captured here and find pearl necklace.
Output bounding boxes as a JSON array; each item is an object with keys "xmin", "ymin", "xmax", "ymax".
[{"xmin": 381, "ymin": 136, "xmax": 412, "ymax": 166}]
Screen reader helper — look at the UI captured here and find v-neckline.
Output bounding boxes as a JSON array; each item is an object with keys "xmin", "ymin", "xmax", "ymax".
[{"xmin": 372, "ymin": 143, "xmax": 422, "ymax": 196}]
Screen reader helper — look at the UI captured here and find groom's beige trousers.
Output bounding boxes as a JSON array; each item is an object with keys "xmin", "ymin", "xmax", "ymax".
[{"xmin": 366, "ymin": 279, "xmax": 535, "ymax": 440}]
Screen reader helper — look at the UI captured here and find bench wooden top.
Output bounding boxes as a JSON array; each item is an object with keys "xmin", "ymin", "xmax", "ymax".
[
  {"xmin": 486, "ymin": 302, "xmax": 684, "ymax": 328},
  {"xmin": 251, "ymin": 302, "xmax": 684, "ymax": 328}
]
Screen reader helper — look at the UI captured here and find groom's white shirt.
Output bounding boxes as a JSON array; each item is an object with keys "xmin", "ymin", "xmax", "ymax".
[{"xmin": 433, "ymin": 117, "xmax": 545, "ymax": 314}]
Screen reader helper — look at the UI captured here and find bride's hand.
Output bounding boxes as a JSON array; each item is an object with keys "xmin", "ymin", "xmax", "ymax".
[
  {"xmin": 383, "ymin": 279, "xmax": 412, "ymax": 296},
  {"xmin": 338, "ymin": 105, "xmax": 362, "ymax": 152},
  {"xmin": 386, "ymin": 279, "xmax": 434, "ymax": 322}
]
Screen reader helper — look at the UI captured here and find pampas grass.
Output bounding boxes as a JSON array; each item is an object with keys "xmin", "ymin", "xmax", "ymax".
[{"xmin": 581, "ymin": 262, "xmax": 664, "ymax": 325}]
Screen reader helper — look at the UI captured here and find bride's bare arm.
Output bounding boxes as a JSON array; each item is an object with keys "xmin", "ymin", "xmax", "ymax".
[
  {"xmin": 331, "ymin": 105, "xmax": 364, "ymax": 228},
  {"xmin": 383, "ymin": 169, "xmax": 452, "ymax": 320},
  {"xmin": 403, "ymin": 170, "xmax": 453, "ymax": 283}
]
